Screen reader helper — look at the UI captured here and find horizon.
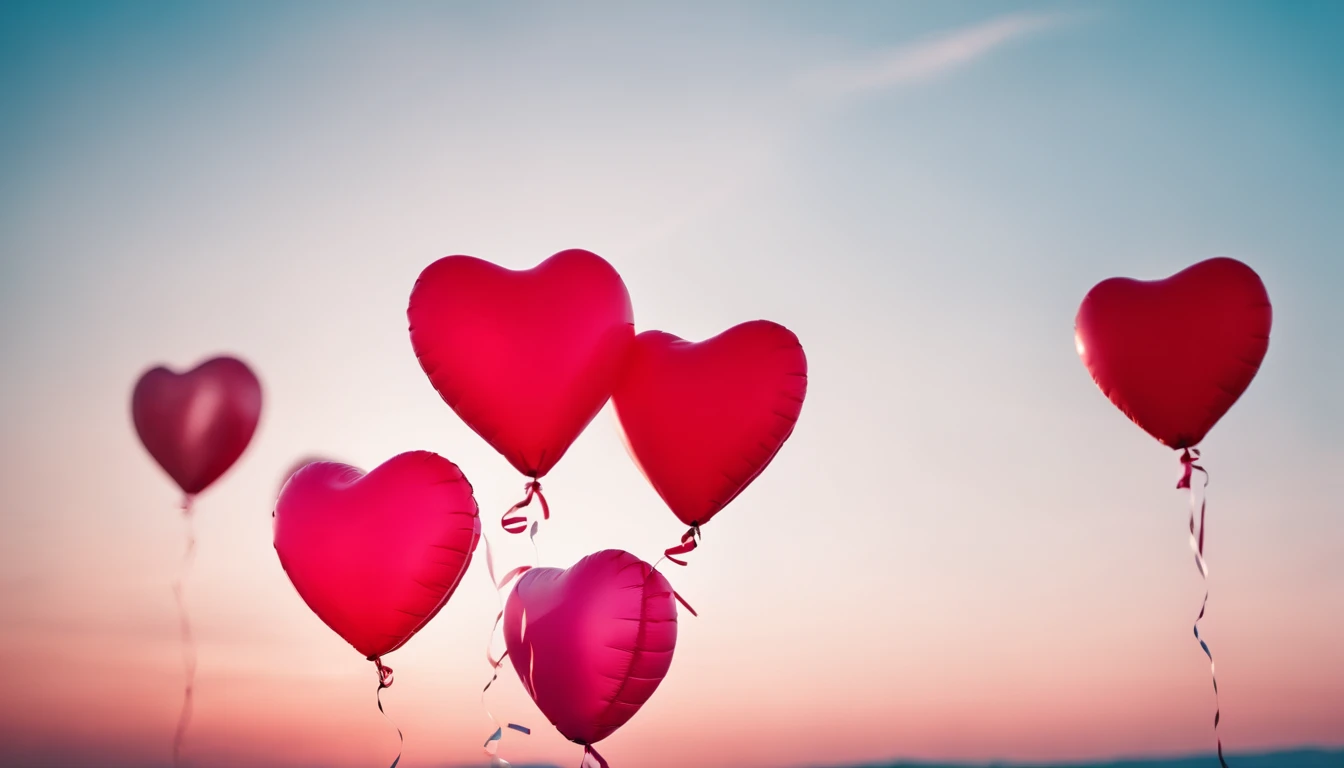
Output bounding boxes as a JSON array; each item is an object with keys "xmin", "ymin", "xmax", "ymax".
[
  {"xmin": 1, "ymin": 1, "xmax": 1341, "ymax": 767},
  {"xmin": 2, "ymin": 747, "xmax": 1342, "ymax": 768}
]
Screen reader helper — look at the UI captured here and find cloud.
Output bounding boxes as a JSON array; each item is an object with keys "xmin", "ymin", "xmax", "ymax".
[
  {"xmin": 799, "ymin": 12, "xmax": 1069, "ymax": 96},
  {"xmin": 624, "ymin": 11, "xmax": 1079, "ymax": 251}
]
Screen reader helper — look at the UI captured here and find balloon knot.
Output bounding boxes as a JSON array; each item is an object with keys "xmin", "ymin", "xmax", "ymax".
[
  {"xmin": 1177, "ymin": 448, "xmax": 1204, "ymax": 490},
  {"xmin": 663, "ymin": 524, "xmax": 701, "ymax": 566},
  {"xmin": 581, "ymin": 743, "xmax": 611, "ymax": 768},
  {"xmin": 502, "ymin": 481, "xmax": 549, "ymax": 534},
  {"xmin": 372, "ymin": 657, "xmax": 393, "ymax": 689}
]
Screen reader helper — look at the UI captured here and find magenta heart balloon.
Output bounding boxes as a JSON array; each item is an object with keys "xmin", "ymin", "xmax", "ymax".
[
  {"xmin": 131, "ymin": 356, "xmax": 263, "ymax": 497},
  {"xmin": 277, "ymin": 455, "xmax": 336, "ymax": 496},
  {"xmin": 274, "ymin": 451, "xmax": 481, "ymax": 660},
  {"xmin": 504, "ymin": 549, "xmax": 678, "ymax": 748}
]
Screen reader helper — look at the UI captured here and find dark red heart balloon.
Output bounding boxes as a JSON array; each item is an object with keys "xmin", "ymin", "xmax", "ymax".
[
  {"xmin": 273, "ymin": 452, "xmax": 481, "ymax": 660},
  {"xmin": 408, "ymin": 249, "xmax": 634, "ymax": 479},
  {"xmin": 1075, "ymin": 257, "xmax": 1272, "ymax": 449},
  {"xmin": 504, "ymin": 549, "xmax": 678, "ymax": 748},
  {"xmin": 612, "ymin": 321, "xmax": 807, "ymax": 528},
  {"xmin": 131, "ymin": 356, "xmax": 263, "ymax": 497}
]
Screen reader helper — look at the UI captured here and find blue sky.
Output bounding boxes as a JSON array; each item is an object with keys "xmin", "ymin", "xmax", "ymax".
[{"xmin": 1, "ymin": 2, "xmax": 1341, "ymax": 767}]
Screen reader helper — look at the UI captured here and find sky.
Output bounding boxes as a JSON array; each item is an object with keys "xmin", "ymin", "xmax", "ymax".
[{"xmin": 1, "ymin": 1, "xmax": 1342, "ymax": 767}]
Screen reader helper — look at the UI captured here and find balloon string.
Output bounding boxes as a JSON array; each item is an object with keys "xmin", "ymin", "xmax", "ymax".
[
  {"xmin": 371, "ymin": 658, "xmax": 402, "ymax": 768},
  {"xmin": 660, "ymin": 524, "xmax": 700, "ymax": 567},
  {"xmin": 481, "ymin": 532, "xmax": 533, "ymax": 765},
  {"xmin": 651, "ymin": 526, "xmax": 700, "ymax": 618},
  {"xmin": 580, "ymin": 743, "xmax": 611, "ymax": 768},
  {"xmin": 172, "ymin": 494, "xmax": 197, "ymax": 767},
  {"xmin": 501, "ymin": 480, "xmax": 548, "ymax": 535},
  {"xmin": 1177, "ymin": 448, "xmax": 1228, "ymax": 768}
]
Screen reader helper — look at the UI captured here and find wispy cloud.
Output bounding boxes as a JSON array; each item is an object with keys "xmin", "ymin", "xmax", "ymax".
[
  {"xmin": 799, "ymin": 12, "xmax": 1070, "ymax": 96},
  {"xmin": 630, "ymin": 12, "xmax": 1079, "ymax": 251}
]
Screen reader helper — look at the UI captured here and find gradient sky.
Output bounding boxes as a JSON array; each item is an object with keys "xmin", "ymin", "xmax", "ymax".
[{"xmin": 1, "ymin": 2, "xmax": 1342, "ymax": 767}]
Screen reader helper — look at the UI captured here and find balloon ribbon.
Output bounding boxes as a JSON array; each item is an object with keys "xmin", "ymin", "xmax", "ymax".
[
  {"xmin": 481, "ymin": 531, "xmax": 533, "ymax": 765},
  {"xmin": 1177, "ymin": 448, "xmax": 1228, "ymax": 768},
  {"xmin": 371, "ymin": 657, "xmax": 402, "ymax": 768},
  {"xmin": 653, "ymin": 525, "xmax": 701, "ymax": 617},
  {"xmin": 502, "ymin": 480, "xmax": 548, "ymax": 534},
  {"xmin": 643, "ymin": 527, "xmax": 701, "ymax": 618},
  {"xmin": 662, "ymin": 524, "xmax": 700, "ymax": 566},
  {"xmin": 172, "ymin": 494, "xmax": 196, "ymax": 767},
  {"xmin": 580, "ymin": 743, "xmax": 610, "ymax": 768}
]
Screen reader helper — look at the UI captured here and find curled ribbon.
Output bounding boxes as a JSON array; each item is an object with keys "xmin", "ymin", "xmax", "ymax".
[
  {"xmin": 370, "ymin": 657, "xmax": 402, "ymax": 768},
  {"xmin": 481, "ymin": 532, "xmax": 533, "ymax": 765},
  {"xmin": 651, "ymin": 528, "xmax": 701, "ymax": 617},
  {"xmin": 484, "ymin": 723, "xmax": 533, "ymax": 767},
  {"xmin": 171, "ymin": 494, "xmax": 196, "ymax": 768},
  {"xmin": 1177, "ymin": 448, "xmax": 1228, "ymax": 768},
  {"xmin": 662, "ymin": 524, "xmax": 700, "ymax": 566},
  {"xmin": 502, "ymin": 480, "xmax": 549, "ymax": 535}
]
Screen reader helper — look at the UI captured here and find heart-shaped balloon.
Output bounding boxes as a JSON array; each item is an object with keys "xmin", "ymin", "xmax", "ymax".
[
  {"xmin": 408, "ymin": 249, "xmax": 634, "ymax": 479},
  {"xmin": 131, "ymin": 355, "xmax": 263, "ymax": 497},
  {"xmin": 274, "ymin": 451, "xmax": 481, "ymax": 660},
  {"xmin": 504, "ymin": 549, "xmax": 678, "ymax": 747},
  {"xmin": 1075, "ymin": 257, "xmax": 1272, "ymax": 449},
  {"xmin": 612, "ymin": 321, "xmax": 807, "ymax": 528},
  {"xmin": 277, "ymin": 455, "xmax": 336, "ymax": 496}
]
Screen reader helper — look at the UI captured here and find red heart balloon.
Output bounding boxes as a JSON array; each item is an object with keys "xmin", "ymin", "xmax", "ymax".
[
  {"xmin": 273, "ymin": 451, "xmax": 481, "ymax": 660},
  {"xmin": 612, "ymin": 321, "xmax": 807, "ymax": 528},
  {"xmin": 408, "ymin": 249, "xmax": 634, "ymax": 479},
  {"xmin": 131, "ymin": 356, "xmax": 263, "ymax": 497},
  {"xmin": 504, "ymin": 549, "xmax": 678, "ymax": 748},
  {"xmin": 1075, "ymin": 257, "xmax": 1272, "ymax": 449}
]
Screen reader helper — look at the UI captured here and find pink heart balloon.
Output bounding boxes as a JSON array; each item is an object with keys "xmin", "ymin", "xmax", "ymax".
[
  {"xmin": 131, "ymin": 355, "xmax": 263, "ymax": 497},
  {"xmin": 274, "ymin": 452, "xmax": 481, "ymax": 660},
  {"xmin": 504, "ymin": 550, "xmax": 678, "ymax": 748},
  {"xmin": 407, "ymin": 249, "xmax": 634, "ymax": 479},
  {"xmin": 612, "ymin": 321, "xmax": 807, "ymax": 529}
]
